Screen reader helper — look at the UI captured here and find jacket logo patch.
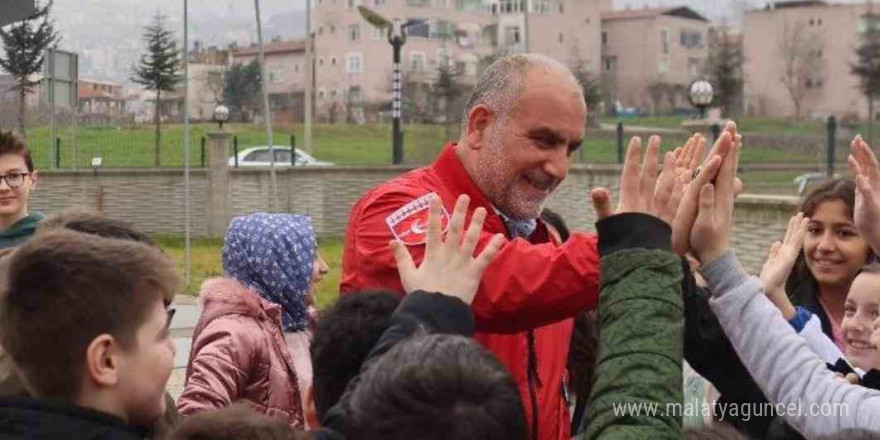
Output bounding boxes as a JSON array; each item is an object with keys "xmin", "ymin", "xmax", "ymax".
[{"xmin": 386, "ymin": 192, "xmax": 450, "ymax": 246}]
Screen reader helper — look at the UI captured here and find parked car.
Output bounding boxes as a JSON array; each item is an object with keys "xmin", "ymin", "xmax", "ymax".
[{"xmin": 229, "ymin": 146, "xmax": 334, "ymax": 167}]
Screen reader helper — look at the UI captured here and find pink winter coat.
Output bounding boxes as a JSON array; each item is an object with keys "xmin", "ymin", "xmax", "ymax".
[{"xmin": 177, "ymin": 278, "xmax": 305, "ymax": 428}]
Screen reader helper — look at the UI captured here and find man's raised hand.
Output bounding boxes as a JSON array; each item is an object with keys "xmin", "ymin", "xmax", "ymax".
[{"xmin": 390, "ymin": 194, "xmax": 506, "ymax": 305}]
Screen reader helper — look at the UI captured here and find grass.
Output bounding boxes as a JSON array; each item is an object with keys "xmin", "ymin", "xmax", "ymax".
[
  {"xmin": 23, "ymin": 123, "xmax": 453, "ymax": 169},
  {"xmin": 155, "ymin": 235, "xmax": 344, "ymax": 310}
]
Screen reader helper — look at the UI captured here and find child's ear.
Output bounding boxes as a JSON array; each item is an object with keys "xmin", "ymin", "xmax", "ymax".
[
  {"xmin": 306, "ymin": 384, "xmax": 320, "ymax": 428},
  {"xmin": 85, "ymin": 334, "xmax": 120, "ymax": 388}
]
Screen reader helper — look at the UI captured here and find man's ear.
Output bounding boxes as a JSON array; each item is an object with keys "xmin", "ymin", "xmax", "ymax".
[
  {"xmin": 85, "ymin": 334, "xmax": 120, "ymax": 388},
  {"xmin": 306, "ymin": 384, "xmax": 320, "ymax": 428},
  {"xmin": 465, "ymin": 105, "xmax": 493, "ymax": 151}
]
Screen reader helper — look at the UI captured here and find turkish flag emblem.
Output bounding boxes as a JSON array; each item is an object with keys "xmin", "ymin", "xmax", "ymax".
[{"xmin": 386, "ymin": 193, "xmax": 450, "ymax": 246}]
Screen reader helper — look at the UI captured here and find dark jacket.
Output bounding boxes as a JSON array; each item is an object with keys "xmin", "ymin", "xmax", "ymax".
[
  {"xmin": 683, "ymin": 272, "xmax": 826, "ymax": 439},
  {"xmin": 578, "ymin": 213, "xmax": 684, "ymax": 439},
  {"xmin": 0, "ymin": 213, "xmax": 44, "ymax": 249},
  {"xmin": 311, "ymin": 289, "xmax": 475, "ymax": 440},
  {"xmin": 0, "ymin": 397, "xmax": 147, "ymax": 440}
]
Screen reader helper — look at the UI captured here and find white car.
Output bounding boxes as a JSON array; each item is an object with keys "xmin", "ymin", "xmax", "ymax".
[{"xmin": 229, "ymin": 146, "xmax": 334, "ymax": 167}]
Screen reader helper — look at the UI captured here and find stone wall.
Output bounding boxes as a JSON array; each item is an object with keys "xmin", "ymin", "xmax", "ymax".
[{"xmin": 31, "ymin": 165, "xmax": 799, "ymax": 274}]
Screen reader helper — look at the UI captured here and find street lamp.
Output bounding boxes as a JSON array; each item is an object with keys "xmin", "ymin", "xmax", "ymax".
[
  {"xmin": 213, "ymin": 104, "xmax": 230, "ymax": 130},
  {"xmin": 358, "ymin": 5, "xmax": 426, "ymax": 165},
  {"xmin": 688, "ymin": 79, "xmax": 715, "ymax": 119}
]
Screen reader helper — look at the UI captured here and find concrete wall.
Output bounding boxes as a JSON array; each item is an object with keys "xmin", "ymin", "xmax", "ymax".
[{"xmin": 30, "ymin": 164, "xmax": 797, "ymax": 274}]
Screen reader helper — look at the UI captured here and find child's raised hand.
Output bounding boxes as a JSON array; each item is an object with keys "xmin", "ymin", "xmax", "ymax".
[
  {"xmin": 590, "ymin": 135, "xmax": 684, "ymax": 225},
  {"xmin": 759, "ymin": 213, "xmax": 808, "ymax": 319},
  {"xmin": 848, "ymin": 135, "xmax": 880, "ymax": 254},
  {"xmin": 390, "ymin": 194, "xmax": 506, "ymax": 305},
  {"xmin": 686, "ymin": 127, "xmax": 742, "ymax": 265}
]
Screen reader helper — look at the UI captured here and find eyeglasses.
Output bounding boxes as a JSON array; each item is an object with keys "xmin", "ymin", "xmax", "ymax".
[{"xmin": 0, "ymin": 172, "xmax": 30, "ymax": 189}]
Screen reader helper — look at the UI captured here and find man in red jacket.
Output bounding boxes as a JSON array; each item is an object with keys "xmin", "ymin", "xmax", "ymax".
[{"xmin": 341, "ymin": 54, "xmax": 598, "ymax": 440}]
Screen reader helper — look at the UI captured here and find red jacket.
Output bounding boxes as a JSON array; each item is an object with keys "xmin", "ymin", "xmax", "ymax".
[{"xmin": 341, "ymin": 144, "xmax": 600, "ymax": 440}]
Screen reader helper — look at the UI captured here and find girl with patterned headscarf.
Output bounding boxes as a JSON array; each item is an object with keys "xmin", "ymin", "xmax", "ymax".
[{"xmin": 178, "ymin": 213, "xmax": 328, "ymax": 429}]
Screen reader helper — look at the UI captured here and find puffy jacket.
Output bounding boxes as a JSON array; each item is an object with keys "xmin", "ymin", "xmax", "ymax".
[
  {"xmin": 177, "ymin": 278, "xmax": 305, "ymax": 428},
  {"xmin": 579, "ymin": 213, "xmax": 684, "ymax": 439},
  {"xmin": 340, "ymin": 143, "xmax": 600, "ymax": 440}
]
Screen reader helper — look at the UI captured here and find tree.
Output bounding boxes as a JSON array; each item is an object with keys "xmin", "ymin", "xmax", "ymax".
[
  {"xmin": 852, "ymin": 12, "xmax": 880, "ymax": 142},
  {"xmin": 131, "ymin": 12, "xmax": 182, "ymax": 167},
  {"xmin": 570, "ymin": 51, "xmax": 601, "ymax": 126},
  {"xmin": 778, "ymin": 20, "xmax": 825, "ymax": 120},
  {"xmin": 223, "ymin": 60, "xmax": 261, "ymax": 122},
  {"xmin": 431, "ymin": 58, "xmax": 466, "ymax": 141},
  {"xmin": 0, "ymin": 1, "xmax": 59, "ymax": 138},
  {"xmin": 704, "ymin": 26, "xmax": 744, "ymax": 117}
]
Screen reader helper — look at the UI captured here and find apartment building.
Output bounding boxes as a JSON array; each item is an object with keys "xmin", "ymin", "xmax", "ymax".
[
  {"xmin": 78, "ymin": 79, "xmax": 126, "ymax": 124},
  {"xmin": 600, "ymin": 6, "xmax": 709, "ymax": 114},
  {"xmin": 232, "ymin": 40, "xmax": 309, "ymax": 123},
  {"xmin": 310, "ymin": 0, "xmax": 609, "ymax": 121},
  {"xmin": 743, "ymin": 0, "xmax": 872, "ymax": 120}
]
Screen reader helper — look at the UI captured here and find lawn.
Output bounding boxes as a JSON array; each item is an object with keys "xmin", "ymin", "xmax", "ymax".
[
  {"xmin": 23, "ymin": 123, "xmax": 453, "ymax": 169},
  {"xmin": 155, "ymin": 235, "xmax": 344, "ymax": 310}
]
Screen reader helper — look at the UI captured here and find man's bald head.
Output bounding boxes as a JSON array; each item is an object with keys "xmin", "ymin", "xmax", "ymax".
[{"xmin": 461, "ymin": 54, "xmax": 584, "ymax": 135}]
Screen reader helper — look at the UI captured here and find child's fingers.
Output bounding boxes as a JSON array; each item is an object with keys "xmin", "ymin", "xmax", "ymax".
[
  {"xmin": 447, "ymin": 194, "xmax": 470, "ymax": 248},
  {"xmin": 462, "ymin": 207, "xmax": 487, "ymax": 258},
  {"xmin": 390, "ymin": 240, "xmax": 417, "ymax": 275},
  {"xmin": 474, "ymin": 234, "xmax": 506, "ymax": 273}
]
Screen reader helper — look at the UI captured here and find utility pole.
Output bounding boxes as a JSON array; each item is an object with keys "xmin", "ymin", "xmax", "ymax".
[{"xmin": 304, "ymin": 0, "xmax": 314, "ymax": 154}]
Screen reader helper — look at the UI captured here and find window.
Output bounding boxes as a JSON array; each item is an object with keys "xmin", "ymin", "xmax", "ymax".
[
  {"xmin": 275, "ymin": 150, "xmax": 292, "ymax": 163},
  {"xmin": 410, "ymin": 52, "xmax": 426, "ymax": 72},
  {"xmin": 558, "ymin": 1, "xmax": 564, "ymax": 13},
  {"xmin": 374, "ymin": 0, "xmax": 386, "ymax": 5},
  {"xmin": 602, "ymin": 32, "xmax": 607, "ymax": 45},
  {"xmin": 504, "ymin": 25, "xmax": 521, "ymax": 46},
  {"xmin": 318, "ymin": 88, "xmax": 326, "ymax": 99},
  {"xmin": 294, "ymin": 63, "xmax": 301, "ymax": 73},
  {"xmin": 245, "ymin": 150, "xmax": 272, "ymax": 162},
  {"xmin": 436, "ymin": 48, "xmax": 452, "ymax": 68},
  {"xmin": 407, "ymin": 20, "xmax": 430, "ymax": 38},
  {"xmin": 688, "ymin": 58, "xmax": 701, "ymax": 77},
  {"xmin": 318, "ymin": 57, "xmax": 325, "ymax": 67},
  {"xmin": 603, "ymin": 57, "xmax": 617, "ymax": 73},
  {"xmin": 349, "ymin": 24, "xmax": 360, "ymax": 42},
  {"xmin": 559, "ymin": 32, "xmax": 564, "ymax": 44},
  {"xmin": 680, "ymin": 31, "xmax": 702, "ymax": 49},
  {"xmin": 331, "ymin": 56, "xmax": 338, "ymax": 66},
  {"xmin": 348, "ymin": 86, "xmax": 364, "ymax": 103},
  {"xmin": 407, "ymin": 0, "xmax": 429, "ymax": 5},
  {"xmin": 347, "ymin": 0, "xmax": 358, "ymax": 8},
  {"xmin": 373, "ymin": 27, "xmax": 385, "ymax": 40},
  {"xmin": 658, "ymin": 55, "xmax": 670, "ymax": 74},
  {"xmin": 268, "ymin": 67, "xmax": 284, "ymax": 83},
  {"xmin": 534, "ymin": 0, "xmax": 552, "ymax": 14},
  {"xmin": 318, "ymin": 25, "xmax": 324, "ymax": 36},
  {"xmin": 432, "ymin": 20, "xmax": 453, "ymax": 39},
  {"xmin": 330, "ymin": 89, "xmax": 338, "ymax": 98},
  {"xmin": 661, "ymin": 29, "xmax": 669, "ymax": 54},
  {"xmin": 435, "ymin": 0, "xmax": 450, "ymax": 6},
  {"xmin": 346, "ymin": 53, "xmax": 363, "ymax": 73},
  {"xmin": 329, "ymin": 25, "xmax": 336, "ymax": 34}
]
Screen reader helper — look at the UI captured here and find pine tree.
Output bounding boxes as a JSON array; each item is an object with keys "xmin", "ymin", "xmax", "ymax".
[
  {"xmin": 131, "ymin": 12, "xmax": 182, "ymax": 167},
  {"xmin": 704, "ymin": 27, "xmax": 744, "ymax": 117},
  {"xmin": 0, "ymin": 0, "xmax": 59, "ymax": 138},
  {"xmin": 223, "ymin": 60, "xmax": 261, "ymax": 122},
  {"xmin": 852, "ymin": 12, "xmax": 880, "ymax": 143}
]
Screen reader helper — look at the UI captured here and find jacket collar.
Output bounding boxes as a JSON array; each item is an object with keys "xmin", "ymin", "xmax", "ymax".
[{"xmin": 0, "ymin": 397, "xmax": 146, "ymax": 439}]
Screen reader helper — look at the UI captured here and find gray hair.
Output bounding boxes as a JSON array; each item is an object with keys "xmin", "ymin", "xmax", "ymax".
[{"xmin": 460, "ymin": 53, "xmax": 582, "ymax": 133}]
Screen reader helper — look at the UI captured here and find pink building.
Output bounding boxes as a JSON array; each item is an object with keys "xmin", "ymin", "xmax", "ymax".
[
  {"xmin": 743, "ymin": 1, "xmax": 872, "ymax": 120},
  {"xmin": 600, "ymin": 6, "xmax": 709, "ymax": 114},
  {"xmin": 310, "ymin": 0, "xmax": 609, "ymax": 122},
  {"xmin": 232, "ymin": 40, "xmax": 308, "ymax": 123}
]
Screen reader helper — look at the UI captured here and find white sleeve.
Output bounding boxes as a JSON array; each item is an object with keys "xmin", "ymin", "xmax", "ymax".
[{"xmin": 701, "ymin": 252, "xmax": 880, "ymax": 437}]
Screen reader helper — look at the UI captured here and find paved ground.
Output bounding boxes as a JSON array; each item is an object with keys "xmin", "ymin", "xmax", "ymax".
[{"xmin": 167, "ymin": 296, "xmax": 200, "ymax": 400}]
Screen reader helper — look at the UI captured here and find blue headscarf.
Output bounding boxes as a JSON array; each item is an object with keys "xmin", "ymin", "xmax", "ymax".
[{"xmin": 222, "ymin": 213, "xmax": 316, "ymax": 332}]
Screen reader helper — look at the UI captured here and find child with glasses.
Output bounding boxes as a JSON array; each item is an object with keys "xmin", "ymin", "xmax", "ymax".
[{"xmin": 0, "ymin": 131, "xmax": 41, "ymax": 249}]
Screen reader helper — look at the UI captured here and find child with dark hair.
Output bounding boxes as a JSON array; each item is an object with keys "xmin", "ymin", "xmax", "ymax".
[
  {"xmin": 0, "ymin": 131, "xmax": 41, "ymax": 248},
  {"xmin": 308, "ymin": 290, "xmax": 400, "ymax": 426},
  {"xmin": 170, "ymin": 403, "xmax": 313, "ymax": 440},
  {"xmin": 0, "ymin": 230, "xmax": 180, "ymax": 439}
]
